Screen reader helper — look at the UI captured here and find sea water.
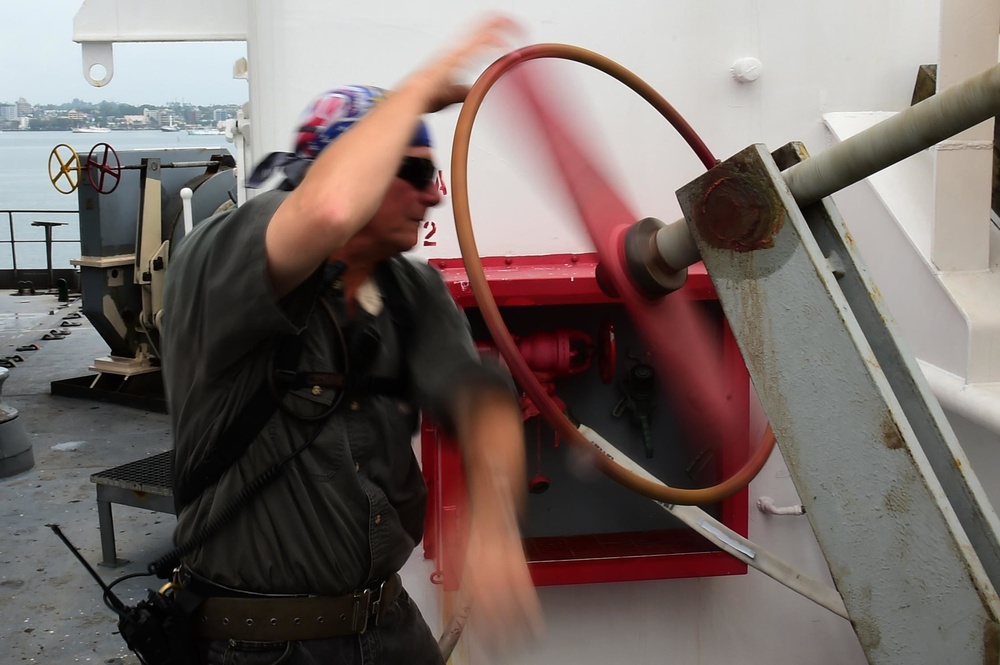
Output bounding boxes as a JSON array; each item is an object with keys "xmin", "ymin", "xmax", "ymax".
[{"xmin": 0, "ymin": 130, "xmax": 231, "ymax": 270}]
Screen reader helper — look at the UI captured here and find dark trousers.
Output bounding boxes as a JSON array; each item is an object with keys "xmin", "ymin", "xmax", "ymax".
[{"xmin": 197, "ymin": 588, "xmax": 444, "ymax": 665}]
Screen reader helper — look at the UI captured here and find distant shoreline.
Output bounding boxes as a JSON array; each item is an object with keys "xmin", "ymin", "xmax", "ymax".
[{"xmin": 7, "ymin": 128, "xmax": 215, "ymax": 132}]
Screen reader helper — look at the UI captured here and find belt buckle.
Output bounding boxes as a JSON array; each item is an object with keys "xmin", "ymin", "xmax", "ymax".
[{"xmin": 352, "ymin": 588, "xmax": 372, "ymax": 634}]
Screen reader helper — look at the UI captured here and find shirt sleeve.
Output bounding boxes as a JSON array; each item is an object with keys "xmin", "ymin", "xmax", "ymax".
[
  {"xmin": 399, "ymin": 259, "xmax": 517, "ymax": 434},
  {"xmin": 163, "ymin": 190, "xmax": 323, "ymax": 382}
]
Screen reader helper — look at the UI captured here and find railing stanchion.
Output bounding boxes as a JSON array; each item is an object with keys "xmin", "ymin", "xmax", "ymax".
[
  {"xmin": 7, "ymin": 212, "xmax": 17, "ymax": 282},
  {"xmin": 0, "ymin": 209, "xmax": 79, "ymax": 291}
]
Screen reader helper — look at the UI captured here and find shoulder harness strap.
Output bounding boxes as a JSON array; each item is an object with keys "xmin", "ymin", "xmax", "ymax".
[{"xmin": 172, "ymin": 261, "xmax": 346, "ymax": 511}]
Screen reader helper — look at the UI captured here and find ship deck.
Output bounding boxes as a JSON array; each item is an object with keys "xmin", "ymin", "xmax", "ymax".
[{"xmin": 1, "ymin": 291, "xmax": 172, "ymax": 665}]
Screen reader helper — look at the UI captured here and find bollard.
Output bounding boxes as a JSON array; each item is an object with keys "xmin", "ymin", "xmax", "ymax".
[
  {"xmin": 56, "ymin": 278, "xmax": 69, "ymax": 303},
  {"xmin": 0, "ymin": 368, "xmax": 32, "ymax": 477}
]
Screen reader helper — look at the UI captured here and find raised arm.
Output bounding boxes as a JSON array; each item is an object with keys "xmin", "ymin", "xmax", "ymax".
[{"xmin": 265, "ymin": 16, "xmax": 519, "ymax": 297}]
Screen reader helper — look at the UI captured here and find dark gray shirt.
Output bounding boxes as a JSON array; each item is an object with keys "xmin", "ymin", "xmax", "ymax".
[{"xmin": 161, "ymin": 190, "xmax": 483, "ymax": 595}]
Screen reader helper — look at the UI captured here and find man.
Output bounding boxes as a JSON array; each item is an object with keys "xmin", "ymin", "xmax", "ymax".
[{"xmin": 161, "ymin": 17, "xmax": 540, "ymax": 664}]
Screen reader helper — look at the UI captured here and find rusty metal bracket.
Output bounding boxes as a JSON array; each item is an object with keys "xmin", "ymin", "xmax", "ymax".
[{"xmin": 677, "ymin": 142, "xmax": 1000, "ymax": 665}]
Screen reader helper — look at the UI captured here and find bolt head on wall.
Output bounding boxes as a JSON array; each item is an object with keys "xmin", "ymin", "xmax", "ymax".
[{"xmin": 732, "ymin": 57, "xmax": 763, "ymax": 83}]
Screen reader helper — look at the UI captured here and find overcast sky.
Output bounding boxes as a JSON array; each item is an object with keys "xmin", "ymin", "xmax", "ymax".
[{"xmin": 1, "ymin": 0, "xmax": 249, "ymax": 106}]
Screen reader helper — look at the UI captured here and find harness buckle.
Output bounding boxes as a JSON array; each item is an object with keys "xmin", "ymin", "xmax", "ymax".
[
  {"xmin": 351, "ymin": 588, "xmax": 372, "ymax": 634},
  {"xmin": 370, "ymin": 579, "xmax": 389, "ymax": 627},
  {"xmin": 351, "ymin": 579, "xmax": 391, "ymax": 633}
]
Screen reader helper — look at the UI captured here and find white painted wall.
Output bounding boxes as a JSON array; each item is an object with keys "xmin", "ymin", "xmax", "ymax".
[{"xmin": 239, "ymin": 1, "xmax": 940, "ymax": 264}]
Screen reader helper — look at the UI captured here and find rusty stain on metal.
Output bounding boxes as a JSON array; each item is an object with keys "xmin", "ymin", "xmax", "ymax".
[
  {"xmin": 843, "ymin": 229, "xmax": 856, "ymax": 248},
  {"xmin": 735, "ymin": 255, "xmax": 779, "ymax": 391},
  {"xmin": 881, "ymin": 416, "xmax": 905, "ymax": 450},
  {"xmin": 869, "ymin": 283, "xmax": 883, "ymax": 304},
  {"xmin": 848, "ymin": 586, "xmax": 881, "ymax": 651},
  {"xmin": 730, "ymin": 251, "xmax": 803, "ymax": 474},
  {"xmin": 883, "ymin": 481, "xmax": 914, "ymax": 514},
  {"xmin": 985, "ymin": 621, "xmax": 1000, "ymax": 665},
  {"xmin": 694, "ymin": 162, "xmax": 784, "ymax": 252},
  {"xmin": 853, "ymin": 616, "xmax": 882, "ymax": 651}
]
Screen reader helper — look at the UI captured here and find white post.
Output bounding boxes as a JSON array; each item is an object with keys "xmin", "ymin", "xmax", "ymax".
[
  {"xmin": 931, "ymin": 0, "xmax": 999, "ymax": 272},
  {"xmin": 180, "ymin": 187, "xmax": 194, "ymax": 236}
]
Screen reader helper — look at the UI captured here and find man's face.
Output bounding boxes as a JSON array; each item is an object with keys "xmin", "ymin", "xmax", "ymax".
[{"xmin": 361, "ymin": 146, "xmax": 442, "ymax": 257}]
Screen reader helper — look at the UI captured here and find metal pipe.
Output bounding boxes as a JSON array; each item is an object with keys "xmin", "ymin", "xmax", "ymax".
[
  {"xmin": 118, "ymin": 160, "xmax": 221, "ymax": 171},
  {"xmin": 783, "ymin": 62, "xmax": 1000, "ymax": 206},
  {"xmin": 660, "ymin": 62, "xmax": 1000, "ymax": 271},
  {"xmin": 654, "ymin": 218, "xmax": 701, "ymax": 272}
]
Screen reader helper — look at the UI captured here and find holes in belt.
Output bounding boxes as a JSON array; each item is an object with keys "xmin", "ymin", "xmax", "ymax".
[
  {"xmin": 294, "ymin": 618, "xmax": 301, "ymax": 625},
  {"xmin": 246, "ymin": 619, "xmax": 254, "ymax": 627},
  {"xmin": 270, "ymin": 618, "xmax": 278, "ymax": 626},
  {"xmin": 317, "ymin": 616, "xmax": 324, "ymax": 624},
  {"xmin": 340, "ymin": 613, "xmax": 347, "ymax": 621},
  {"xmin": 222, "ymin": 618, "xmax": 230, "ymax": 626}
]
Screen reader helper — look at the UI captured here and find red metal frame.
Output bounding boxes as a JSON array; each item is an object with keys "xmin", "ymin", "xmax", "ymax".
[{"xmin": 421, "ymin": 253, "xmax": 750, "ymax": 588}]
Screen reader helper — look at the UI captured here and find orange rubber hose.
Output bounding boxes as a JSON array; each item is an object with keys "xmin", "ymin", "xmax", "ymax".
[{"xmin": 451, "ymin": 43, "xmax": 775, "ymax": 505}]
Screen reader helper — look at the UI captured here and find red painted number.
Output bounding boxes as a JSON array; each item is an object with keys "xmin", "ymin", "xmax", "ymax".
[{"xmin": 422, "ymin": 221, "xmax": 438, "ymax": 247}]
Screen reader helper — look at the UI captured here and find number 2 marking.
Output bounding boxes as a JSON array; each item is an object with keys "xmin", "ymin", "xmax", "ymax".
[{"xmin": 422, "ymin": 221, "xmax": 438, "ymax": 247}]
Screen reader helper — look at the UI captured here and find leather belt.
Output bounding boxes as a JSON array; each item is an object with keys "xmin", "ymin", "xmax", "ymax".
[{"xmin": 193, "ymin": 574, "xmax": 401, "ymax": 641}]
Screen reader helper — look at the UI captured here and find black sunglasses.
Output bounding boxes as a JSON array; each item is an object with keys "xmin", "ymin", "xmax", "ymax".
[{"xmin": 396, "ymin": 156, "xmax": 437, "ymax": 191}]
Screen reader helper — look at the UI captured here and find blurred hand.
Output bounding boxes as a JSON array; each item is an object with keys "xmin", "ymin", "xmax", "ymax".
[
  {"xmin": 426, "ymin": 83, "xmax": 472, "ymax": 113},
  {"xmin": 460, "ymin": 495, "xmax": 544, "ymax": 653},
  {"xmin": 414, "ymin": 15, "xmax": 523, "ymax": 113}
]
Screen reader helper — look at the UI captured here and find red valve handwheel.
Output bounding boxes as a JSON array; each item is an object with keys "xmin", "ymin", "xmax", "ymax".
[
  {"xmin": 87, "ymin": 142, "xmax": 122, "ymax": 195},
  {"xmin": 451, "ymin": 44, "xmax": 776, "ymax": 506}
]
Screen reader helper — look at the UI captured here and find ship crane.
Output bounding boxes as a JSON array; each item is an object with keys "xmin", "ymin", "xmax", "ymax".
[{"xmin": 448, "ymin": 46, "xmax": 1000, "ymax": 665}]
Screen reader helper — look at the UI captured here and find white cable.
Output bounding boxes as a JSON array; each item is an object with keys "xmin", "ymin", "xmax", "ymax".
[{"xmin": 757, "ymin": 496, "xmax": 806, "ymax": 516}]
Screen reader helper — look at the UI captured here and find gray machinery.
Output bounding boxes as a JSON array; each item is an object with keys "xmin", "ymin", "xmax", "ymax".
[{"xmin": 51, "ymin": 145, "xmax": 235, "ymax": 408}]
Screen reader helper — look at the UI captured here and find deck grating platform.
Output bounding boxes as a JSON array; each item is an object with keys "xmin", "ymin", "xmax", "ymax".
[
  {"xmin": 90, "ymin": 451, "xmax": 175, "ymax": 565},
  {"xmin": 90, "ymin": 450, "xmax": 173, "ymax": 494}
]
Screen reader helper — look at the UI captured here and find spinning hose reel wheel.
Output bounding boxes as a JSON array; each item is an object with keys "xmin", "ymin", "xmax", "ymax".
[{"xmin": 451, "ymin": 44, "xmax": 776, "ymax": 506}]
